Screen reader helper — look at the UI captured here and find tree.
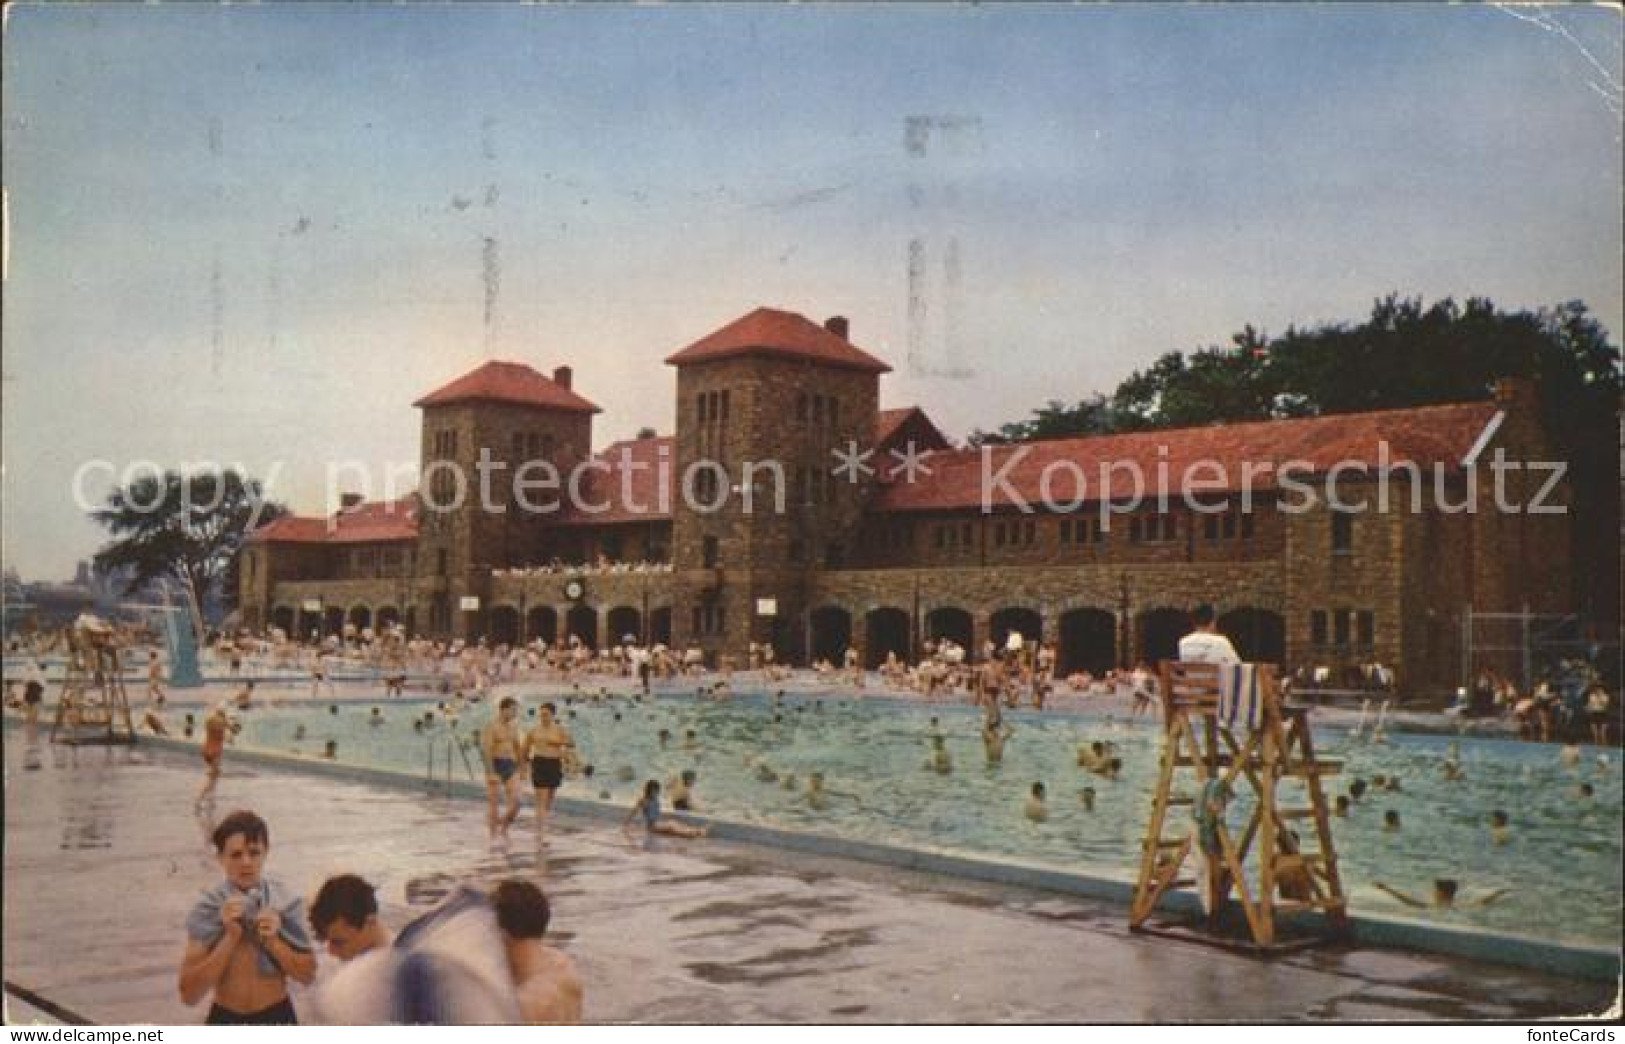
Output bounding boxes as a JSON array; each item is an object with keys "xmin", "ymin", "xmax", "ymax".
[{"xmin": 91, "ymin": 469, "xmax": 286, "ymax": 615}]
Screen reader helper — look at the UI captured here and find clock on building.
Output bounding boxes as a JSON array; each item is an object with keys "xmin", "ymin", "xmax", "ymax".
[{"xmin": 564, "ymin": 578, "xmax": 585, "ymax": 601}]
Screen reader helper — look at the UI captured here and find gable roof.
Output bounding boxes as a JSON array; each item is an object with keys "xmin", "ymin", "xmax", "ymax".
[
  {"xmin": 872, "ymin": 400, "xmax": 1502, "ymax": 512},
  {"xmin": 556, "ymin": 435, "xmax": 675, "ymax": 526},
  {"xmin": 413, "ymin": 360, "xmax": 600, "ymax": 413},
  {"xmin": 245, "ymin": 497, "xmax": 420, "ymax": 545},
  {"xmin": 876, "ymin": 407, "xmax": 952, "ymax": 454},
  {"xmin": 665, "ymin": 307, "xmax": 891, "ymax": 374}
]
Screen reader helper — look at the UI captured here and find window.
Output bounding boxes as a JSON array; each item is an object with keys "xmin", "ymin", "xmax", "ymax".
[
  {"xmin": 1023, "ymin": 520, "xmax": 1036, "ymax": 546},
  {"xmin": 1222, "ymin": 513, "xmax": 1236, "ymax": 539},
  {"xmin": 1310, "ymin": 610, "xmax": 1328, "ymax": 646},
  {"xmin": 1203, "ymin": 515, "xmax": 1218, "ymax": 540},
  {"xmin": 697, "ymin": 392, "xmax": 708, "ymax": 423},
  {"xmin": 812, "ymin": 395, "xmax": 824, "ymax": 423},
  {"xmin": 702, "ymin": 536, "xmax": 720, "ymax": 568},
  {"xmin": 935, "ymin": 526, "xmax": 947, "ymax": 550},
  {"xmin": 692, "ymin": 607, "xmax": 703, "ymax": 635},
  {"xmin": 1331, "ymin": 511, "xmax": 1354, "ymax": 554},
  {"xmin": 994, "ymin": 523, "xmax": 1007, "ymax": 548},
  {"xmin": 1356, "ymin": 610, "xmax": 1374, "ymax": 648},
  {"xmin": 1130, "ymin": 517, "xmax": 1142, "ymax": 543},
  {"xmin": 1334, "ymin": 609, "xmax": 1351, "ymax": 647},
  {"xmin": 961, "ymin": 522, "xmax": 973, "ymax": 550},
  {"xmin": 1241, "ymin": 513, "xmax": 1255, "ymax": 539},
  {"xmin": 720, "ymin": 390, "xmax": 731, "ymax": 420}
]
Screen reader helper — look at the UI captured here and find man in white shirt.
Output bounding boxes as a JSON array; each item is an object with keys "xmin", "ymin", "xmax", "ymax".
[{"xmin": 1177, "ymin": 605, "xmax": 1240, "ymax": 665}]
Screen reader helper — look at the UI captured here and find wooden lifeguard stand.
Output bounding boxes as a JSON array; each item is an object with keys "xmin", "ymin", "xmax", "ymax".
[
  {"xmin": 1129, "ymin": 660, "xmax": 1348, "ymax": 951},
  {"xmin": 49, "ymin": 623, "xmax": 137, "ymax": 746}
]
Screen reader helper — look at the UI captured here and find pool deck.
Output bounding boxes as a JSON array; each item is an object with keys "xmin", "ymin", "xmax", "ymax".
[{"xmin": 3, "ymin": 724, "xmax": 1615, "ymax": 1025}]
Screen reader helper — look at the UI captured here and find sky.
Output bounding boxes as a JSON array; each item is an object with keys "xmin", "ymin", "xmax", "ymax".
[{"xmin": 3, "ymin": 3, "xmax": 1621, "ymax": 583}]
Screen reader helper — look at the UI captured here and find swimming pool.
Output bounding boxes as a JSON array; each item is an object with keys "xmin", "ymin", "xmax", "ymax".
[{"xmin": 218, "ymin": 688, "xmax": 1621, "ymax": 949}]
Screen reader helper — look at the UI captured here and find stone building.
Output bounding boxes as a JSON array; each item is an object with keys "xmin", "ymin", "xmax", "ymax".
[{"xmin": 240, "ymin": 306, "xmax": 1572, "ymax": 696}]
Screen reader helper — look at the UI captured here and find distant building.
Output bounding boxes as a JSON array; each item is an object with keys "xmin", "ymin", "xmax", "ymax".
[{"xmin": 239, "ymin": 306, "xmax": 1571, "ymax": 695}]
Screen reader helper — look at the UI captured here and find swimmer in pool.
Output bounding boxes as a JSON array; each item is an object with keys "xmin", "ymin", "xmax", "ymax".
[
  {"xmin": 805, "ymin": 772, "xmax": 829, "ymax": 811},
  {"xmin": 1489, "ymin": 809, "xmax": 1511, "ymax": 845},
  {"xmin": 1383, "ymin": 810, "xmax": 1401, "ymax": 833},
  {"xmin": 668, "ymin": 769, "xmax": 698, "ymax": 812},
  {"xmin": 1079, "ymin": 786, "xmax": 1096, "ymax": 813},
  {"xmin": 481, "ymin": 697, "xmax": 523, "ymax": 837},
  {"xmin": 1077, "ymin": 741, "xmax": 1107, "ymax": 772},
  {"xmin": 1374, "ymin": 878, "xmax": 1509, "ymax": 911},
  {"xmin": 1333, "ymin": 795, "xmax": 1350, "ymax": 818},
  {"xmin": 369, "ymin": 707, "xmax": 385, "ymax": 726},
  {"xmin": 982, "ymin": 720, "xmax": 1013, "ymax": 766},
  {"xmin": 1024, "ymin": 782, "xmax": 1048, "ymax": 823},
  {"xmin": 925, "ymin": 734, "xmax": 952, "ymax": 775}
]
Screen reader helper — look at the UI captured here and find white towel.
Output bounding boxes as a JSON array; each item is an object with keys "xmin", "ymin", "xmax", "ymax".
[{"xmin": 1219, "ymin": 663, "xmax": 1262, "ymax": 730}]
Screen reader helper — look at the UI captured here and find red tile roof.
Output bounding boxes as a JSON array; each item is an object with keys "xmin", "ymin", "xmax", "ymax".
[
  {"xmin": 872, "ymin": 400, "xmax": 1501, "ymax": 512},
  {"xmin": 875, "ymin": 406, "xmax": 952, "ymax": 461},
  {"xmin": 413, "ymin": 360, "xmax": 600, "ymax": 413},
  {"xmin": 665, "ymin": 307, "xmax": 891, "ymax": 374},
  {"xmin": 245, "ymin": 497, "xmax": 420, "ymax": 545},
  {"xmin": 556, "ymin": 435, "xmax": 675, "ymax": 525},
  {"xmin": 875, "ymin": 408, "xmax": 916, "ymax": 448}
]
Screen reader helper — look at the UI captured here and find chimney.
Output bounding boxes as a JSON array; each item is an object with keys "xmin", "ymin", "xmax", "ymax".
[
  {"xmin": 553, "ymin": 365, "xmax": 573, "ymax": 390},
  {"xmin": 1492, "ymin": 375, "xmax": 1537, "ymax": 414},
  {"xmin": 824, "ymin": 316, "xmax": 850, "ymax": 340},
  {"xmin": 340, "ymin": 492, "xmax": 364, "ymax": 511}
]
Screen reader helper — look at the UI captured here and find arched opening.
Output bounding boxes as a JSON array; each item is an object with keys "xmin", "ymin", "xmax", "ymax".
[
  {"xmin": 489, "ymin": 605, "xmax": 521, "ymax": 647},
  {"xmin": 809, "ymin": 606, "xmax": 852, "ymax": 666},
  {"xmin": 606, "ymin": 606, "xmax": 642, "ymax": 646},
  {"xmin": 376, "ymin": 606, "xmax": 400, "ymax": 631},
  {"xmin": 527, "ymin": 607, "xmax": 559, "ymax": 645},
  {"xmin": 865, "ymin": 608, "xmax": 911, "ymax": 668},
  {"xmin": 1137, "ymin": 607, "xmax": 1190, "ymax": 668},
  {"xmin": 270, "ymin": 606, "xmax": 295, "ymax": 637},
  {"xmin": 566, "ymin": 605, "xmax": 598, "ymax": 649},
  {"xmin": 1058, "ymin": 608, "xmax": 1116, "ymax": 676},
  {"xmin": 348, "ymin": 606, "xmax": 372, "ymax": 631},
  {"xmin": 323, "ymin": 607, "xmax": 346, "ymax": 637},
  {"xmin": 1220, "ymin": 607, "xmax": 1286, "ymax": 666},
  {"xmin": 990, "ymin": 607, "xmax": 1042, "ymax": 654},
  {"xmin": 925, "ymin": 607, "xmax": 973, "ymax": 653},
  {"xmin": 648, "ymin": 607, "xmax": 672, "ymax": 647}
]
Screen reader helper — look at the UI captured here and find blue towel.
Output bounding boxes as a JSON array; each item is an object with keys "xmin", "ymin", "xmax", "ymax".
[
  {"xmin": 1219, "ymin": 663, "xmax": 1261, "ymax": 730},
  {"xmin": 186, "ymin": 878, "xmax": 312, "ymax": 975}
]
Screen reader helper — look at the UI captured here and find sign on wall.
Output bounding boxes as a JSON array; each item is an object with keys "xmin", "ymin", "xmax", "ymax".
[
  {"xmin": 459, "ymin": 596, "xmax": 481, "ymax": 611},
  {"xmin": 755, "ymin": 598, "xmax": 777, "ymax": 617}
]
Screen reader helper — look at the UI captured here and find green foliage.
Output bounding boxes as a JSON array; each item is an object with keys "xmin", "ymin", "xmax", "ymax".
[{"xmin": 91, "ymin": 469, "xmax": 285, "ymax": 610}]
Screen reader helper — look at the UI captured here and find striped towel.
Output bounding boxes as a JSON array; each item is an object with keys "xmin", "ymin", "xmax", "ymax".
[{"xmin": 1218, "ymin": 663, "xmax": 1262, "ymax": 730}]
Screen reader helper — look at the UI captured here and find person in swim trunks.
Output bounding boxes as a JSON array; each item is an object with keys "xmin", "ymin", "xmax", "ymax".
[
  {"xmin": 521, "ymin": 703, "xmax": 576, "ymax": 839},
  {"xmin": 178, "ymin": 810, "xmax": 315, "ymax": 1024},
  {"xmin": 197, "ymin": 704, "xmax": 230, "ymax": 810},
  {"xmin": 481, "ymin": 697, "xmax": 523, "ymax": 837}
]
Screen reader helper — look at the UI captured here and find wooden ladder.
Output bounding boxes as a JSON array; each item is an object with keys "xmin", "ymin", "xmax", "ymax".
[{"xmin": 1129, "ymin": 660, "xmax": 1348, "ymax": 950}]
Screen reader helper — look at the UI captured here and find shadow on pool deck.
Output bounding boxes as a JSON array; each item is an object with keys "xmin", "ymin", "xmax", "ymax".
[{"xmin": 2, "ymin": 725, "xmax": 1615, "ymax": 1024}]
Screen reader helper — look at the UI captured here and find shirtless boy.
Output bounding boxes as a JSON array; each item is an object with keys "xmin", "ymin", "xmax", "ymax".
[
  {"xmin": 521, "ymin": 702, "xmax": 577, "ymax": 837},
  {"xmin": 482, "ymin": 697, "xmax": 524, "ymax": 836},
  {"xmin": 178, "ymin": 811, "xmax": 316, "ymax": 1023},
  {"xmin": 491, "ymin": 879, "xmax": 582, "ymax": 1024}
]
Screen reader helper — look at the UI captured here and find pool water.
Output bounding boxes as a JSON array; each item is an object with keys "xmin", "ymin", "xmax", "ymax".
[{"xmin": 223, "ymin": 689, "xmax": 1621, "ymax": 948}]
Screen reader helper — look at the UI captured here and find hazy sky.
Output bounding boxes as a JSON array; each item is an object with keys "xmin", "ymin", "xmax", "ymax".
[{"xmin": 3, "ymin": 3, "xmax": 1621, "ymax": 582}]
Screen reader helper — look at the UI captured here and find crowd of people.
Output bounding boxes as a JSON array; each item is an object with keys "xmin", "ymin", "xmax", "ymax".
[{"xmin": 179, "ymin": 810, "xmax": 580, "ymax": 1025}]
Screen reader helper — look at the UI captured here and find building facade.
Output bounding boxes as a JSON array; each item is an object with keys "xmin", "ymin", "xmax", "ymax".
[{"xmin": 239, "ymin": 306, "xmax": 1572, "ymax": 696}]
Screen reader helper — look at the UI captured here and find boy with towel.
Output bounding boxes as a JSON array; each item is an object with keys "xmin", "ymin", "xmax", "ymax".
[{"xmin": 179, "ymin": 810, "xmax": 316, "ymax": 1023}]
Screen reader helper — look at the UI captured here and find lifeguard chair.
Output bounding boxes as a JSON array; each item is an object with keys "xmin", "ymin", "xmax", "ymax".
[
  {"xmin": 1129, "ymin": 660, "xmax": 1348, "ymax": 951},
  {"xmin": 49, "ymin": 616, "xmax": 137, "ymax": 746}
]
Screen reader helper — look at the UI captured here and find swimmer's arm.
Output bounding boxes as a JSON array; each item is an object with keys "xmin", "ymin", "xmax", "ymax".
[
  {"xmin": 178, "ymin": 933, "xmax": 240, "ymax": 1006},
  {"xmin": 1373, "ymin": 883, "xmax": 1426, "ymax": 909}
]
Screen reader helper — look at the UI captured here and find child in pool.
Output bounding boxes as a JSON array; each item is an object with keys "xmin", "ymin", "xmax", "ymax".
[
  {"xmin": 1024, "ymin": 782, "xmax": 1048, "ymax": 823},
  {"xmin": 1489, "ymin": 809, "xmax": 1510, "ymax": 845},
  {"xmin": 623, "ymin": 780, "xmax": 707, "ymax": 839}
]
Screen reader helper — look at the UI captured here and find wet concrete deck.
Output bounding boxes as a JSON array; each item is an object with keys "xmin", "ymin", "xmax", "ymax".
[{"xmin": 3, "ymin": 724, "xmax": 1613, "ymax": 1024}]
